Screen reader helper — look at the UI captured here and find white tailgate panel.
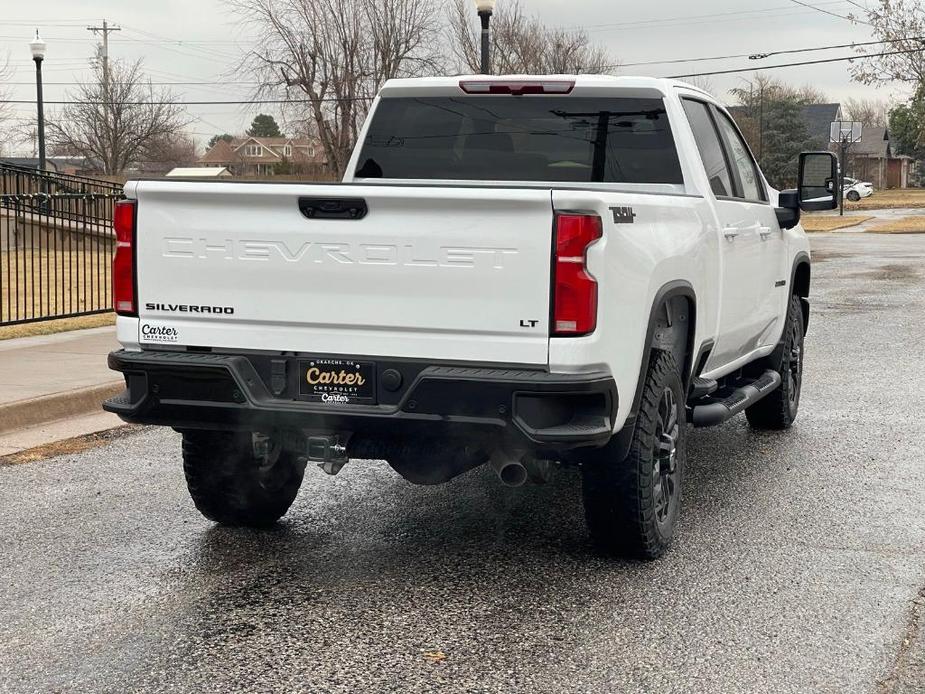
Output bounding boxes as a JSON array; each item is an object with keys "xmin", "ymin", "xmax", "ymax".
[{"xmin": 134, "ymin": 181, "xmax": 553, "ymax": 364}]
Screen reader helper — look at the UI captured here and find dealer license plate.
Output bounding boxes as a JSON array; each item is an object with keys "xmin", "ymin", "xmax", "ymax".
[{"xmin": 299, "ymin": 359, "xmax": 377, "ymax": 404}]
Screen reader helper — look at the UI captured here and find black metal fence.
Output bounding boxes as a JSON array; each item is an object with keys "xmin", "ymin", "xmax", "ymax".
[{"xmin": 0, "ymin": 163, "xmax": 124, "ymax": 326}]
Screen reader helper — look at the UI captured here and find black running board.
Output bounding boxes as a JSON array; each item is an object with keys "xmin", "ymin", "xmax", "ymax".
[
  {"xmin": 689, "ymin": 376, "xmax": 718, "ymax": 400},
  {"xmin": 690, "ymin": 369, "xmax": 782, "ymax": 427}
]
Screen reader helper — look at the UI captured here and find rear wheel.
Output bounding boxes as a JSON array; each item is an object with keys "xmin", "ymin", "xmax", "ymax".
[
  {"xmin": 846, "ymin": 190, "xmax": 861, "ymax": 202},
  {"xmin": 581, "ymin": 350, "xmax": 686, "ymax": 560},
  {"xmin": 745, "ymin": 294, "xmax": 804, "ymax": 430},
  {"xmin": 182, "ymin": 430, "xmax": 305, "ymax": 527}
]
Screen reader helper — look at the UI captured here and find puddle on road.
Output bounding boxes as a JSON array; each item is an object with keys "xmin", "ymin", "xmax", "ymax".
[
  {"xmin": 810, "ymin": 249, "xmax": 852, "ymax": 262},
  {"xmin": 817, "ymin": 301, "xmax": 896, "ymax": 314},
  {"xmin": 848, "ymin": 264, "xmax": 920, "ymax": 283}
]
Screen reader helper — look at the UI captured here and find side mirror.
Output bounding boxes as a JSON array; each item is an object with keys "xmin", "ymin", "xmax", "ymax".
[
  {"xmin": 798, "ymin": 151, "xmax": 839, "ymax": 211},
  {"xmin": 776, "ymin": 190, "xmax": 801, "ymax": 230}
]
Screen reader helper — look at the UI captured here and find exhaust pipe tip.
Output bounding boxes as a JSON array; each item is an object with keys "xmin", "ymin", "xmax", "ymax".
[
  {"xmin": 499, "ymin": 462, "xmax": 528, "ymax": 487},
  {"xmin": 490, "ymin": 451, "xmax": 528, "ymax": 487}
]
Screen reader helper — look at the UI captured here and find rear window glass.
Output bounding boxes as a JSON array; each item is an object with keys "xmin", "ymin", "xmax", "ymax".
[{"xmin": 355, "ymin": 96, "xmax": 683, "ymax": 184}]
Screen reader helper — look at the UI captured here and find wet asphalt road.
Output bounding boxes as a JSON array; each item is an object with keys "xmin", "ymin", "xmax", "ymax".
[{"xmin": 2, "ymin": 233, "xmax": 925, "ymax": 694}]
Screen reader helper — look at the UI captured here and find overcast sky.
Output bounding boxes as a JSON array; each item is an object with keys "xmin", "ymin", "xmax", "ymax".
[{"xmin": 0, "ymin": 0, "xmax": 912, "ymax": 155}]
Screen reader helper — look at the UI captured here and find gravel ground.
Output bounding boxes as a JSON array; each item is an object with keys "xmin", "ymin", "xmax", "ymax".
[{"xmin": 1, "ymin": 233, "xmax": 924, "ymax": 694}]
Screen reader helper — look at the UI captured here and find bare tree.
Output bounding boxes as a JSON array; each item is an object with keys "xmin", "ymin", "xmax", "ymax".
[
  {"xmin": 843, "ymin": 97, "xmax": 892, "ymax": 128},
  {"xmin": 0, "ymin": 55, "xmax": 13, "ymax": 155},
  {"xmin": 729, "ymin": 76, "xmax": 828, "ymax": 109},
  {"xmin": 144, "ymin": 133, "xmax": 199, "ymax": 172},
  {"xmin": 231, "ymin": 0, "xmax": 444, "ymax": 176},
  {"xmin": 448, "ymin": 0, "xmax": 615, "ymax": 75},
  {"xmin": 729, "ymin": 76, "xmax": 828, "ymax": 187},
  {"xmin": 683, "ymin": 76, "xmax": 717, "ymax": 96},
  {"xmin": 794, "ymin": 84, "xmax": 829, "ymax": 105},
  {"xmin": 851, "ymin": 0, "xmax": 925, "ymax": 88},
  {"xmin": 46, "ymin": 58, "xmax": 186, "ymax": 174}
]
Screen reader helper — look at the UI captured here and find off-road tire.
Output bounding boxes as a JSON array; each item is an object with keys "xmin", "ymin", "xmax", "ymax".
[
  {"xmin": 182, "ymin": 430, "xmax": 305, "ymax": 527},
  {"xmin": 846, "ymin": 190, "xmax": 861, "ymax": 202},
  {"xmin": 745, "ymin": 294, "xmax": 804, "ymax": 430},
  {"xmin": 582, "ymin": 350, "xmax": 686, "ymax": 560}
]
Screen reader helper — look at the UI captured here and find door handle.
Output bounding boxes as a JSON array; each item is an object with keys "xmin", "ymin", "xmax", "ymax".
[
  {"xmin": 758, "ymin": 226, "xmax": 772, "ymax": 240},
  {"xmin": 723, "ymin": 227, "xmax": 740, "ymax": 240},
  {"xmin": 298, "ymin": 197, "xmax": 368, "ymax": 220}
]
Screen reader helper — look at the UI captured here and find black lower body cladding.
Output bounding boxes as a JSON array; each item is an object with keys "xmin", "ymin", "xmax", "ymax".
[{"xmin": 104, "ymin": 349, "xmax": 618, "ymax": 454}]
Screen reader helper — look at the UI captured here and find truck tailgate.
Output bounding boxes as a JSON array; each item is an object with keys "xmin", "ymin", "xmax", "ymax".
[{"xmin": 132, "ymin": 181, "xmax": 553, "ymax": 365}]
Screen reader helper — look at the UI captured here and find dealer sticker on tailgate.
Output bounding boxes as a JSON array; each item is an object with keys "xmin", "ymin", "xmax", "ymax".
[{"xmin": 299, "ymin": 359, "xmax": 377, "ymax": 404}]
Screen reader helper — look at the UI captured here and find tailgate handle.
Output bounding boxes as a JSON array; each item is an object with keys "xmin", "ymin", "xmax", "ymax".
[{"xmin": 298, "ymin": 197, "xmax": 368, "ymax": 220}]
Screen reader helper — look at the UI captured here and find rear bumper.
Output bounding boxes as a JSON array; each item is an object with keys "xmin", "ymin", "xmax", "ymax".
[{"xmin": 104, "ymin": 349, "xmax": 618, "ymax": 452}]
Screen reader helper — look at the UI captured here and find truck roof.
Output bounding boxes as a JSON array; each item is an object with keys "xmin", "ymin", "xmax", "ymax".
[{"xmin": 379, "ymin": 74, "xmax": 715, "ymax": 101}]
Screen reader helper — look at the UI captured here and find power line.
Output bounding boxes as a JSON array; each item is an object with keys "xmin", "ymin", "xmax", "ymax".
[
  {"xmin": 669, "ymin": 47, "xmax": 921, "ymax": 78},
  {"xmin": 0, "ymin": 20, "xmax": 99, "ymax": 27},
  {"xmin": 119, "ymin": 24, "xmax": 243, "ymax": 63},
  {"xmin": 144, "ymin": 66, "xmax": 228, "ymax": 82},
  {"xmin": 786, "ymin": 0, "xmax": 870, "ymax": 25},
  {"xmin": 1, "ymin": 43, "xmax": 919, "ymax": 106},
  {"xmin": 1, "ymin": 47, "xmax": 919, "ymax": 102},
  {"xmin": 0, "ymin": 96, "xmax": 374, "ymax": 105},
  {"xmin": 579, "ymin": 1, "xmax": 857, "ymax": 32},
  {"xmin": 5, "ymin": 37, "xmax": 920, "ymax": 84},
  {"xmin": 2, "ymin": 80, "xmax": 264, "ymax": 86},
  {"xmin": 620, "ymin": 36, "xmax": 922, "ymax": 68},
  {"xmin": 0, "ymin": 34, "xmax": 257, "ymax": 48},
  {"xmin": 0, "ymin": 35, "xmax": 247, "ymax": 64},
  {"xmin": 184, "ymin": 109, "xmax": 237, "ymax": 134}
]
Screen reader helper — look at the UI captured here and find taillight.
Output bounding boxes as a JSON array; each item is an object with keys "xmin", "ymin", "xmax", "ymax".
[
  {"xmin": 459, "ymin": 80, "xmax": 575, "ymax": 95},
  {"xmin": 553, "ymin": 213, "xmax": 602, "ymax": 336},
  {"xmin": 112, "ymin": 199, "xmax": 136, "ymax": 316}
]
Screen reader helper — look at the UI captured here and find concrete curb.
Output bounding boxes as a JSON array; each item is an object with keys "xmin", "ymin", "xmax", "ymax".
[{"xmin": 0, "ymin": 382, "xmax": 124, "ymax": 435}]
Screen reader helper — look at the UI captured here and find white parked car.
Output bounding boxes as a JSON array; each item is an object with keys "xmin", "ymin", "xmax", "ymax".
[
  {"xmin": 843, "ymin": 177, "xmax": 874, "ymax": 201},
  {"xmin": 105, "ymin": 75, "xmax": 839, "ymax": 559}
]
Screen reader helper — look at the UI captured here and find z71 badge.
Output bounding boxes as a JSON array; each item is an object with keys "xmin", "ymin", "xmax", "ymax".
[{"xmin": 611, "ymin": 206, "xmax": 637, "ymax": 224}]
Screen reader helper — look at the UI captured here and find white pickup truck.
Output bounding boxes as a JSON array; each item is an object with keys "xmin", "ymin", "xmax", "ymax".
[{"xmin": 105, "ymin": 75, "xmax": 839, "ymax": 558}]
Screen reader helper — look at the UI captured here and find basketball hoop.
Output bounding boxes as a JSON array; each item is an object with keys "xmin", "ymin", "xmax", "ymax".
[
  {"xmin": 830, "ymin": 121, "xmax": 863, "ymax": 144},
  {"xmin": 829, "ymin": 121, "xmax": 862, "ymax": 218}
]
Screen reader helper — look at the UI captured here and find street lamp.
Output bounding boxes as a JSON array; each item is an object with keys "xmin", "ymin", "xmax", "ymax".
[
  {"xmin": 29, "ymin": 29, "xmax": 47, "ymax": 172},
  {"xmin": 474, "ymin": 0, "xmax": 495, "ymax": 75}
]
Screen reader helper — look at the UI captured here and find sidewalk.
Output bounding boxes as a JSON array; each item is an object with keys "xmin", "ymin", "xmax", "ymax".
[
  {"xmin": 814, "ymin": 207, "xmax": 922, "ymax": 232},
  {"xmin": 0, "ymin": 326, "xmax": 124, "ymax": 456}
]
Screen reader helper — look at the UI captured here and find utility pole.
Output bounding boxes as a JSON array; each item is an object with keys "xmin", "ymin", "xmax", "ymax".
[
  {"xmin": 87, "ymin": 19, "xmax": 120, "ymax": 96},
  {"xmin": 87, "ymin": 20, "xmax": 120, "ymax": 172},
  {"xmin": 839, "ymin": 135, "xmax": 848, "ymax": 217},
  {"xmin": 87, "ymin": 20, "xmax": 121, "ymax": 110}
]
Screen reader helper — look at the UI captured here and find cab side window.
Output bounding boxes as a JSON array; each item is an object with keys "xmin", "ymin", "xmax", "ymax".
[
  {"xmin": 712, "ymin": 109, "xmax": 767, "ymax": 203},
  {"xmin": 681, "ymin": 99, "xmax": 734, "ymax": 198}
]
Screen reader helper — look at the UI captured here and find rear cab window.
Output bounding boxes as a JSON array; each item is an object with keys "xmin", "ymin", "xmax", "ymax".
[
  {"xmin": 712, "ymin": 108, "xmax": 767, "ymax": 203},
  {"xmin": 355, "ymin": 96, "xmax": 684, "ymax": 185},
  {"xmin": 681, "ymin": 97, "xmax": 768, "ymax": 204},
  {"xmin": 680, "ymin": 99, "xmax": 734, "ymax": 197}
]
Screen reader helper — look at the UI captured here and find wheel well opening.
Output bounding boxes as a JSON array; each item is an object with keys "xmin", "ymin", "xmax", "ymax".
[
  {"xmin": 793, "ymin": 262, "xmax": 810, "ymax": 298},
  {"xmin": 618, "ymin": 292, "xmax": 697, "ymax": 462},
  {"xmin": 793, "ymin": 262, "xmax": 811, "ymax": 332},
  {"xmin": 651, "ymin": 294, "xmax": 697, "ymax": 390},
  {"xmin": 680, "ymin": 296, "xmax": 697, "ymax": 388}
]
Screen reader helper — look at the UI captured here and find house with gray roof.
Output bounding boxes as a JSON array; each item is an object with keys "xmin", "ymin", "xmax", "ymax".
[
  {"xmin": 801, "ymin": 103, "xmax": 843, "ymax": 147},
  {"xmin": 848, "ymin": 126, "xmax": 915, "ymax": 189},
  {"xmin": 726, "ymin": 102, "xmax": 842, "ymax": 155}
]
